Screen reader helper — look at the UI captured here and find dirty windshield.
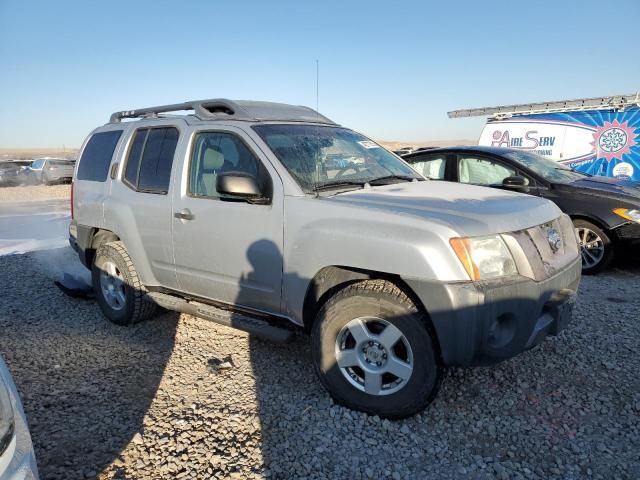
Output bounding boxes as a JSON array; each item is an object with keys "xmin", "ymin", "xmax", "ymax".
[{"xmin": 253, "ymin": 124, "xmax": 422, "ymax": 193}]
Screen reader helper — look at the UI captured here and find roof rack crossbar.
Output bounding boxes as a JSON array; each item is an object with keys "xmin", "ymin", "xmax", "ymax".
[
  {"xmin": 109, "ymin": 98, "xmax": 254, "ymax": 123},
  {"xmin": 447, "ymin": 92, "xmax": 640, "ymax": 119}
]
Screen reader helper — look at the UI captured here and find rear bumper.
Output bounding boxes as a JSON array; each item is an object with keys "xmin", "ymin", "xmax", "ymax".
[
  {"xmin": 69, "ymin": 221, "xmax": 80, "ymax": 254},
  {"xmin": 406, "ymin": 257, "xmax": 581, "ymax": 367},
  {"xmin": 68, "ymin": 220, "xmax": 91, "ymax": 268}
]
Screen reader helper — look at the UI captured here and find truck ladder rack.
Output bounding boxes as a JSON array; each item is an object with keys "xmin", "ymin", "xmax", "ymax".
[{"xmin": 447, "ymin": 92, "xmax": 640, "ymax": 119}]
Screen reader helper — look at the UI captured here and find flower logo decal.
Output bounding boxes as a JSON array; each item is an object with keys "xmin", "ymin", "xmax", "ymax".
[{"xmin": 591, "ymin": 119, "xmax": 637, "ymax": 161}]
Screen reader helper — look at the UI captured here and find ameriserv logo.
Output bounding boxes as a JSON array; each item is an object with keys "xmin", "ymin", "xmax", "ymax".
[{"xmin": 490, "ymin": 129, "xmax": 556, "ymax": 157}]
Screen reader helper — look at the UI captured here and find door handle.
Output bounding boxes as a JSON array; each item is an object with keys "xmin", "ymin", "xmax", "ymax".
[{"xmin": 174, "ymin": 209, "xmax": 194, "ymax": 221}]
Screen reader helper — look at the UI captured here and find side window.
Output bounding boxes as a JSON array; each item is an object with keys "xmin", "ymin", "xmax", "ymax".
[
  {"xmin": 189, "ymin": 132, "xmax": 269, "ymax": 199},
  {"xmin": 458, "ymin": 156, "xmax": 515, "ymax": 185},
  {"xmin": 410, "ymin": 155, "xmax": 447, "ymax": 180},
  {"xmin": 124, "ymin": 129, "xmax": 146, "ymax": 186},
  {"xmin": 76, "ymin": 130, "xmax": 123, "ymax": 181},
  {"xmin": 124, "ymin": 127, "xmax": 178, "ymax": 194}
]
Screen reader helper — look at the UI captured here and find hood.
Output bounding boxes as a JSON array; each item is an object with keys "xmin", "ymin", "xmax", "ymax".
[
  {"xmin": 329, "ymin": 181, "xmax": 561, "ymax": 237},
  {"xmin": 557, "ymin": 176, "xmax": 640, "ymax": 201}
]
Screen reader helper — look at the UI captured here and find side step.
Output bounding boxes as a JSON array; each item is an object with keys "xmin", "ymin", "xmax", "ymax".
[{"xmin": 146, "ymin": 292, "xmax": 295, "ymax": 344}]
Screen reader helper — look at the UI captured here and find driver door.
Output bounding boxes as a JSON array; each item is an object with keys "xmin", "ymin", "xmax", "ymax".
[{"xmin": 171, "ymin": 127, "xmax": 284, "ymax": 315}]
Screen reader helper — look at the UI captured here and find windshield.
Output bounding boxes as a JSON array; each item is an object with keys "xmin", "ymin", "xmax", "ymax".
[
  {"xmin": 503, "ymin": 150, "xmax": 588, "ymax": 183},
  {"xmin": 253, "ymin": 124, "xmax": 422, "ymax": 192}
]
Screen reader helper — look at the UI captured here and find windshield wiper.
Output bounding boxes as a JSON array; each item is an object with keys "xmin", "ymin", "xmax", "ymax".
[
  {"xmin": 368, "ymin": 174, "xmax": 421, "ymax": 185},
  {"xmin": 313, "ymin": 175, "xmax": 421, "ymax": 193},
  {"xmin": 313, "ymin": 180, "xmax": 368, "ymax": 192}
]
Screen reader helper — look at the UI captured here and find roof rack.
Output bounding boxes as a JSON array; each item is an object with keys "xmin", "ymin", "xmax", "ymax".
[
  {"xmin": 109, "ymin": 98, "xmax": 336, "ymax": 125},
  {"xmin": 447, "ymin": 92, "xmax": 640, "ymax": 119}
]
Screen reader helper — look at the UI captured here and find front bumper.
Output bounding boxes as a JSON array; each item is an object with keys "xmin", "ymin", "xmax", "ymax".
[
  {"xmin": 614, "ymin": 221, "xmax": 640, "ymax": 246},
  {"xmin": 406, "ymin": 257, "xmax": 581, "ymax": 367}
]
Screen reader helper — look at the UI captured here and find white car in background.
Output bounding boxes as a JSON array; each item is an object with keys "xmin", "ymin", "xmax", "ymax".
[{"xmin": 0, "ymin": 357, "xmax": 38, "ymax": 479}]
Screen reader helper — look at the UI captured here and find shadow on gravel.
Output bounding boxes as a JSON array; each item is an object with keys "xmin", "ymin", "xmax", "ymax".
[
  {"xmin": 612, "ymin": 247, "xmax": 640, "ymax": 274},
  {"xmin": 240, "ymin": 240, "xmax": 639, "ymax": 479},
  {"xmin": 2, "ymin": 240, "xmax": 639, "ymax": 479},
  {"xmin": 0, "ymin": 248, "xmax": 178, "ymax": 480}
]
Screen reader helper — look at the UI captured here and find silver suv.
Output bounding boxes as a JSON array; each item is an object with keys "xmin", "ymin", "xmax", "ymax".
[
  {"xmin": 28, "ymin": 158, "xmax": 75, "ymax": 185},
  {"xmin": 70, "ymin": 99, "xmax": 581, "ymax": 418},
  {"xmin": 0, "ymin": 356, "xmax": 39, "ymax": 479}
]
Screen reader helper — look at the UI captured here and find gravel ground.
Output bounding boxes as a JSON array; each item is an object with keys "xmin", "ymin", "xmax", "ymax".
[
  {"xmin": 0, "ymin": 184, "xmax": 70, "ymax": 202},
  {"xmin": 0, "ymin": 248, "xmax": 638, "ymax": 479}
]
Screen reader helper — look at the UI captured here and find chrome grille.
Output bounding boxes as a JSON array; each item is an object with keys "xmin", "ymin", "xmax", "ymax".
[{"xmin": 503, "ymin": 215, "xmax": 579, "ymax": 281}]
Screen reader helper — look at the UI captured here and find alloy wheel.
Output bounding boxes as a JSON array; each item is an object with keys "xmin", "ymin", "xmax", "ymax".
[
  {"xmin": 576, "ymin": 227, "xmax": 605, "ymax": 269},
  {"xmin": 99, "ymin": 261, "xmax": 126, "ymax": 311},
  {"xmin": 335, "ymin": 317, "xmax": 413, "ymax": 396}
]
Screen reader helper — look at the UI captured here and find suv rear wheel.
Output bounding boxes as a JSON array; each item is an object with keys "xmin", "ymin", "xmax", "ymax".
[
  {"xmin": 92, "ymin": 241, "xmax": 158, "ymax": 325},
  {"xmin": 311, "ymin": 280, "xmax": 443, "ymax": 419}
]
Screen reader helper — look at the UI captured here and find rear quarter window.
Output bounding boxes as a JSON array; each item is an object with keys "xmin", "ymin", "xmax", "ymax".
[{"xmin": 76, "ymin": 130, "xmax": 123, "ymax": 181}]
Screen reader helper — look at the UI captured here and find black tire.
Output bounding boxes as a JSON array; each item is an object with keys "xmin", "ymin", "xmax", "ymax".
[
  {"xmin": 92, "ymin": 241, "xmax": 158, "ymax": 325},
  {"xmin": 311, "ymin": 279, "xmax": 443, "ymax": 419},
  {"xmin": 573, "ymin": 219, "xmax": 614, "ymax": 275}
]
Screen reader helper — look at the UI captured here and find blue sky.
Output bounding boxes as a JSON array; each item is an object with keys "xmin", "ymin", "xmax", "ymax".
[{"xmin": 1, "ymin": 0, "xmax": 639, "ymax": 148}]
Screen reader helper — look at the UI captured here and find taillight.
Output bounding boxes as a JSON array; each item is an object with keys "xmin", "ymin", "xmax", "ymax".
[{"xmin": 70, "ymin": 181, "xmax": 74, "ymax": 219}]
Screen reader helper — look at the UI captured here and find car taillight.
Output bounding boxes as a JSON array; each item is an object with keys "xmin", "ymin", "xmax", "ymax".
[{"xmin": 70, "ymin": 181, "xmax": 74, "ymax": 219}]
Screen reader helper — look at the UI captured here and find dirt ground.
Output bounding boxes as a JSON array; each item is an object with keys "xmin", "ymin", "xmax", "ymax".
[{"xmin": 0, "ymin": 184, "xmax": 71, "ymax": 202}]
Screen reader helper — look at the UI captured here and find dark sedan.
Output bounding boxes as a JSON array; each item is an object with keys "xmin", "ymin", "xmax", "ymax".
[{"xmin": 403, "ymin": 146, "xmax": 640, "ymax": 274}]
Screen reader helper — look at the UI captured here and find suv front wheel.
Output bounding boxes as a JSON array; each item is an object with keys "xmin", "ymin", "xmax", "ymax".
[
  {"xmin": 92, "ymin": 241, "xmax": 158, "ymax": 325},
  {"xmin": 311, "ymin": 280, "xmax": 443, "ymax": 419}
]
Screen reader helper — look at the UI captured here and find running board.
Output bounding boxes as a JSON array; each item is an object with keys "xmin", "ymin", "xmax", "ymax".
[{"xmin": 146, "ymin": 292, "xmax": 295, "ymax": 343}]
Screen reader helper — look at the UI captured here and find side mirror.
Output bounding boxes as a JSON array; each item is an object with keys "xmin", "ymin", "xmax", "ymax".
[
  {"xmin": 502, "ymin": 176, "xmax": 530, "ymax": 192},
  {"xmin": 216, "ymin": 173, "xmax": 268, "ymax": 203}
]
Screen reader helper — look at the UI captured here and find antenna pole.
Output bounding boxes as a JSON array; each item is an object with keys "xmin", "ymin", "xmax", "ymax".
[{"xmin": 316, "ymin": 60, "xmax": 319, "ymax": 113}]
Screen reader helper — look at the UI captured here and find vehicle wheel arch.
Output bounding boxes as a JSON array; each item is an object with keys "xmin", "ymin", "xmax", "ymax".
[
  {"xmin": 301, "ymin": 266, "xmax": 442, "ymax": 361},
  {"xmin": 569, "ymin": 214, "xmax": 616, "ymax": 239},
  {"xmin": 86, "ymin": 228, "xmax": 121, "ymax": 266}
]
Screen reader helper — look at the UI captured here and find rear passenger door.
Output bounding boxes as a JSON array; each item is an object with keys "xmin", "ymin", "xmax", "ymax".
[
  {"xmin": 105, "ymin": 124, "xmax": 181, "ymax": 289},
  {"xmin": 406, "ymin": 153, "xmax": 453, "ymax": 180},
  {"xmin": 171, "ymin": 127, "xmax": 284, "ymax": 315},
  {"xmin": 454, "ymin": 154, "xmax": 516, "ymax": 186}
]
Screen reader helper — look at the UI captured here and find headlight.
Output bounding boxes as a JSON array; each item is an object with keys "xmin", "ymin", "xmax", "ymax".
[
  {"xmin": 0, "ymin": 376, "xmax": 15, "ymax": 456},
  {"xmin": 613, "ymin": 208, "xmax": 640, "ymax": 223},
  {"xmin": 450, "ymin": 235, "xmax": 517, "ymax": 281}
]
